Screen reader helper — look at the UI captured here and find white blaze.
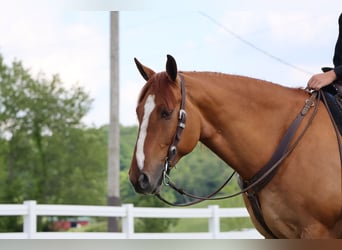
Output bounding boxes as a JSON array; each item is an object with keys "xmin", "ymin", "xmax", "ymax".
[{"xmin": 136, "ymin": 95, "xmax": 156, "ymax": 170}]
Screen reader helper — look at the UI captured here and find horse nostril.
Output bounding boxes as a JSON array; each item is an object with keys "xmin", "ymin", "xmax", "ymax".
[{"xmin": 138, "ymin": 173, "xmax": 150, "ymax": 190}]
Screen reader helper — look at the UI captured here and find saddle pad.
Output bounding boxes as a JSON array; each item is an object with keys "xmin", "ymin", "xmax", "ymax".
[{"xmin": 322, "ymin": 90, "xmax": 342, "ymax": 135}]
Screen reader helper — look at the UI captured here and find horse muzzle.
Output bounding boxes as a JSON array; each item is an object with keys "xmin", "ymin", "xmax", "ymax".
[{"xmin": 129, "ymin": 170, "xmax": 163, "ymax": 195}]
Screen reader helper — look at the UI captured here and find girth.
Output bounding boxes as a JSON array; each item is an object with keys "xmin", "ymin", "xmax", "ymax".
[{"xmin": 239, "ymin": 91, "xmax": 319, "ymax": 238}]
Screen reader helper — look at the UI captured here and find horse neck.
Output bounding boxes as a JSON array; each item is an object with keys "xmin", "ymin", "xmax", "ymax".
[{"xmin": 184, "ymin": 72, "xmax": 304, "ymax": 179}]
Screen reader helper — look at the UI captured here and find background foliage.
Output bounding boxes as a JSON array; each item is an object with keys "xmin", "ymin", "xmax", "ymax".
[{"xmin": 0, "ymin": 54, "xmax": 250, "ymax": 232}]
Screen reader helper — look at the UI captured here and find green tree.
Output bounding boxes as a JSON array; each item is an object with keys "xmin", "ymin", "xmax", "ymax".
[
  {"xmin": 0, "ymin": 55, "xmax": 100, "ymax": 231},
  {"xmin": 42, "ymin": 126, "xmax": 107, "ymax": 205},
  {"xmin": 0, "ymin": 55, "xmax": 93, "ymax": 203}
]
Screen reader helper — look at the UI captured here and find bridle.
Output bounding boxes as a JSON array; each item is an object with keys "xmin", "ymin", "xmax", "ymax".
[
  {"xmin": 156, "ymin": 73, "xmax": 321, "ymax": 207},
  {"xmin": 162, "ymin": 73, "xmax": 187, "ymax": 186}
]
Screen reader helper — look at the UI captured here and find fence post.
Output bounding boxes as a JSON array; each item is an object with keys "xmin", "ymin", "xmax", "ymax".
[
  {"xmin": 23, "ymin": 200, "xmax": 37, "ymax": 239},
  {"xmin": 208, "ymin": 205, "xmax": 220, "ymax": 239},
  {"xmin": 122, "ymin": 204, "xmax": 134, "ymax": 239}
]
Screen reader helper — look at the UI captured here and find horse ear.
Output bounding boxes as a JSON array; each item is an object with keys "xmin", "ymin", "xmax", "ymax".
[
  {"xmin": 134, "ymin": 58, "xmax": 155, "ymax": 81},
  {"xmin": 166, "ymin": 54, "xmax": 178, "ymax": 82}
]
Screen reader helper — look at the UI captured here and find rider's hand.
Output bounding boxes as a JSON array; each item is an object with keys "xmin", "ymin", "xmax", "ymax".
[{"xmin": 307, "ymin": 70, "xmax": 337, "ymax": 90}]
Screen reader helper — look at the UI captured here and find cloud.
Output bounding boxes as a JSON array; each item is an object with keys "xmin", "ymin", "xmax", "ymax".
[
  {"xmin": 216, "ymin": 10, "xmax": 337, "ymax": 48},
  {"xmin": 119, "ymin": 79, "xmax": 141, "ymax": 125},
  {"xmin": 0, "ymin": 9, "xmax": 110, "ymax": 126},
  {"xmin": 0, "ymin": 3, "xmax": 340, "ymax": 127},
  {"xmin": 266, "ymin": 12, "xmax": 336, "ymax": 47}
]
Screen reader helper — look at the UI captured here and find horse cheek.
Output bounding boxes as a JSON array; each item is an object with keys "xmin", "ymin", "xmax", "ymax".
[{"xmin": 178, "ymin": 114, "xmax": 201, "ymax": 157}]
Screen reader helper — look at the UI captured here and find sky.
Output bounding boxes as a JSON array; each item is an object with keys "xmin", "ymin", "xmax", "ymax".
[{"xmin": 0, "ymin": 0, "xmax": 341, "ymax": 126}]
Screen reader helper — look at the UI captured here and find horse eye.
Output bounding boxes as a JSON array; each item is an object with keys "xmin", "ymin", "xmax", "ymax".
[{"xmin": 161, "ymin": 109, "xmax": 173, "ymax": 120}]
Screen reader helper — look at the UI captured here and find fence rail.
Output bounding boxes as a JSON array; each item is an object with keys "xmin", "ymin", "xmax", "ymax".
[{"xmin": 0, "ymin": 200, "xmax": 262, "ymax": 239}]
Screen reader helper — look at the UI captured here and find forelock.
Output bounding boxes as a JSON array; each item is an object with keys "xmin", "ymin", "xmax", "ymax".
[{"xmin": 137, "ymin": 72, "xmax": 177, "ymax": 109}]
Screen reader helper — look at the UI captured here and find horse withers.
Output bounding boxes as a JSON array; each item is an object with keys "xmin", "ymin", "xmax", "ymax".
[{"xmin": 128, "ymin": 55, "xmax": 342, "ymax": 238}]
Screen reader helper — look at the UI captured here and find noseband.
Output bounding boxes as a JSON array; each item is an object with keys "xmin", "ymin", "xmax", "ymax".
[{"xmin": 162, "ymin": 74, "xmax": 187, "ymax": 185}]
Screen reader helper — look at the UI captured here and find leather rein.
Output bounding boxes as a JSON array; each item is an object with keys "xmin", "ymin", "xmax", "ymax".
[{"xmin": 156, "ymin": 74, "xmax": 321, "ymax": 207}]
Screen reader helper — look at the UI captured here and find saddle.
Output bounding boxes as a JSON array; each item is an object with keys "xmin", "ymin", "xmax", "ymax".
[{"xmin": 321, "ymin": 67, "xmax": 342, "ymax": 134}]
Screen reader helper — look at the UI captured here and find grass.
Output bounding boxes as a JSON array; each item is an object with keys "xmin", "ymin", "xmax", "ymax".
[
  {"xmin": 168, "ymin": 216, "xmax": 254, "ymax": 233},
  {"xmin": 70, "ymin": 216, "xmax": 254, "ymax": 233},
  {"xmin": 167, "ymin": 197, "xmax": 255, "ymax": 233}
]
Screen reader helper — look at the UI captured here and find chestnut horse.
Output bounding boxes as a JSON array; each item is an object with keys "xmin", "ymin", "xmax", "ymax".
[{"xmin": 128, "ymin": 55, "xmax": 342, "ymax": 238}]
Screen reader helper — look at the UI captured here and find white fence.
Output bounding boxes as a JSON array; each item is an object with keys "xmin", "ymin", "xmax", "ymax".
[{"xmin": 0, "ymin": 200, "xmax": 262, "ymax": 239}]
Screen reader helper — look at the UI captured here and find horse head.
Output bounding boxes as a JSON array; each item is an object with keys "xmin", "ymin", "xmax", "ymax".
[{"xmin": 129, "ymin": 55, "xmax": 200, "ymax": 194}]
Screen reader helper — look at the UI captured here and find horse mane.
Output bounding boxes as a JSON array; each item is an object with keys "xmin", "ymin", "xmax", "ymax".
[
  {"xmin": 185, "ymin": 71, "xmax": 306, "ymax": 95},
  {"xmin": 137, "ymin": 70, "xmax": 306, "ymax": 110}
]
